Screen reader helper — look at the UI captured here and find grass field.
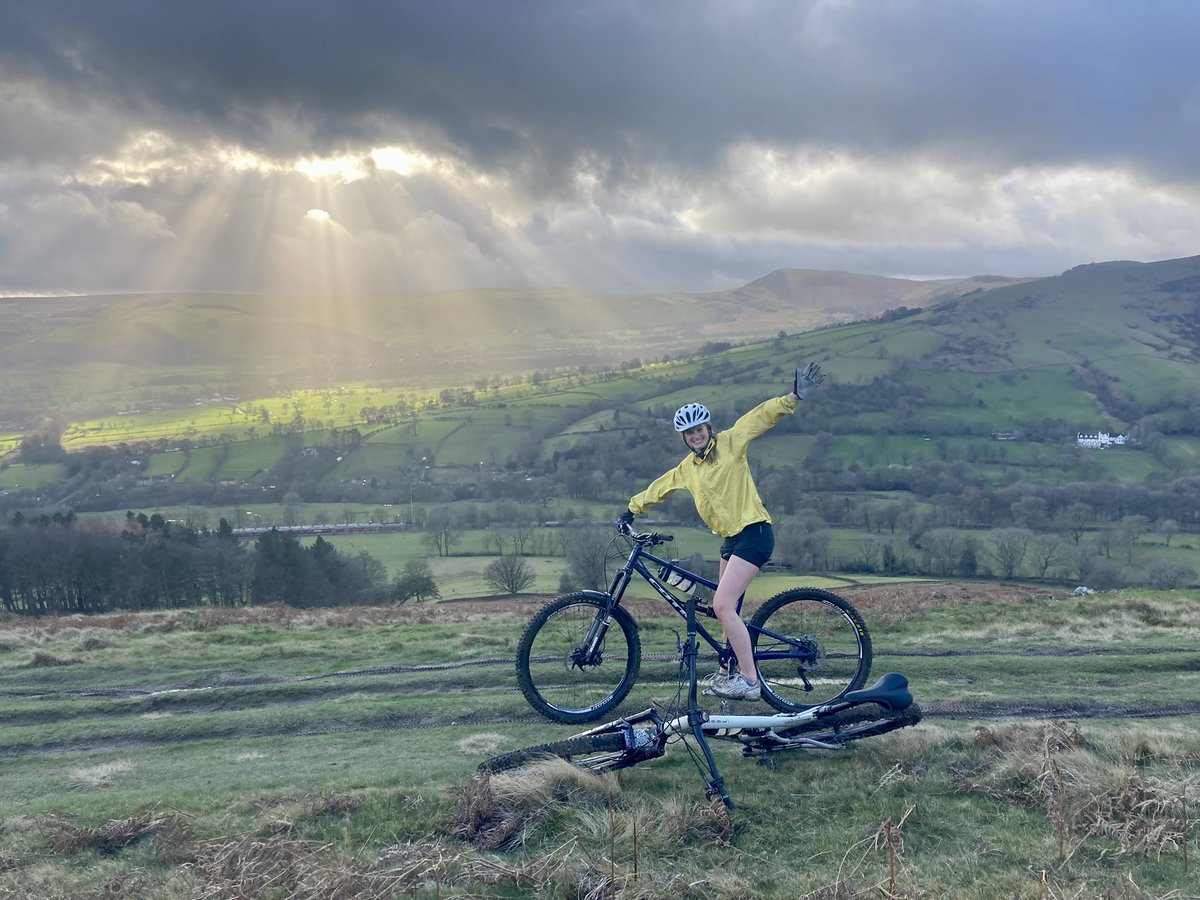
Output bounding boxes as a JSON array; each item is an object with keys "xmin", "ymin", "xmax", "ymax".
[
  {"xmin": 0, "ymin": 461, "xmax": 66, "ymax": 492},
  {"xmin": 1, "ymin": 585, "xmax": 1197, "ymax": 898},
  {"xmin": 7, "ymin": 307, "xmax": 1197, "ymax": 509}
]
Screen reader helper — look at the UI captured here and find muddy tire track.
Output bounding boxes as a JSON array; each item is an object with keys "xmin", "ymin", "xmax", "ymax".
[
  {"xmin": 4, "ymin": 644, "xmax": 1197, "ymax": 759},
  {"xmin": 5, "ymin": 698, "xmax": 1198, "ymax": 760}
]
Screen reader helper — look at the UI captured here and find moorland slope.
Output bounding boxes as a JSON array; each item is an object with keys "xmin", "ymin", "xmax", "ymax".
[{"xmin": 0, "ymin": 269, "xmax": 1026, "ymax": 426}]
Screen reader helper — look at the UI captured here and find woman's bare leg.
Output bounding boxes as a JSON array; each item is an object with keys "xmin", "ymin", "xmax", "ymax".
[{"xmin": 712, "ymin": 555, "xmax": 761, "ymax": 683}]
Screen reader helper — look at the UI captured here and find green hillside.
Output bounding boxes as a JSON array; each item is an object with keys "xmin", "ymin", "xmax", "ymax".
[
  {"xmin": 2, "ymin": 254, "xmax": 1193, "ymax": 500},
  {"xmin": 5, "ymin": 256, "xmax": 1200, "ymax": 595},
  {"xmin": 0, "ymin": 270, "xmax": 1025, "ymax": 428}
]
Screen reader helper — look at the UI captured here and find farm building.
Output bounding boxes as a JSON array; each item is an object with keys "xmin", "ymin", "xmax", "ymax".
[{"xmin": 1076, "ymin": 431, "xmax": 1126, "ymax": 449}]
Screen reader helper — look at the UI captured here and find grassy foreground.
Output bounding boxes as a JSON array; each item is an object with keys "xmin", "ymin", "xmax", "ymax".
[{"xmin": 0, "ymin": 587, "xmax": 1198, "ymax": 898}]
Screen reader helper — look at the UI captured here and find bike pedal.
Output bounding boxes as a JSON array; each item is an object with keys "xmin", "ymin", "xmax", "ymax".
[{"xmin": 700, "ymin": 690, "xmax": 732, "ymax": 713}]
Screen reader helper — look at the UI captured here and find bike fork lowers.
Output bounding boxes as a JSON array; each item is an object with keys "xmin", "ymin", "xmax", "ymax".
[{"xmin": 683, "ymin": 597, "xmax": 732, "ymax": 808}]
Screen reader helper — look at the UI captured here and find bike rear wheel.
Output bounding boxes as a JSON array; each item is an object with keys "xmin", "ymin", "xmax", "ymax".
[
  {"xmin": 480, "ymin": 732, "xmax": 631, "ymax": 774},
  {"xmin": 775, "ymin": 703, "xmax": 923, "ymax": 745},
  {"xmin": 516, "ymin": 593, "xmax": 642, "ymax": 723},
  {"xmin": 750, "ymin": 587, "xmax": 872, "ymax": 712}
]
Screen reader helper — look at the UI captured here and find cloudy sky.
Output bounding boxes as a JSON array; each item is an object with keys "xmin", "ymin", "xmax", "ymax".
[{"xmin": 2, "ymin": 0, "xmax": 1199, "ymax": 297}]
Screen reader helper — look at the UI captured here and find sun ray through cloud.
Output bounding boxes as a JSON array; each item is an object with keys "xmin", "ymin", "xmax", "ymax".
[{"xmin": 2, "ymin": 2, "xmax": 1199, "ymax": 297}]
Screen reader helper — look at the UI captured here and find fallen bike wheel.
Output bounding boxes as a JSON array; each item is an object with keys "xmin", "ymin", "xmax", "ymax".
[
  {"xmin": 480, "ymin": 732, "xmax": 631, "ymax": 774},
  {"xmin": 776, "ymin": 703, "xmax": 923, "ymax": 745},
  {"xmin": 750, "ymin": 587, "xmax": 873, "ymax": 713}
]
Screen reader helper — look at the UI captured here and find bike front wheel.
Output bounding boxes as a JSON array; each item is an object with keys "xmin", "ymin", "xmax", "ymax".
[
  {"xmin": 480, "ymin": 732, "xmax": 631, "ymax": 774},
  {"xmin": 516, "ymin": 593, "xmax": 642, "ymax": 724},
  {"xmin": 750, "ymin": 587, "xmax": 872, "ymax": 712}
]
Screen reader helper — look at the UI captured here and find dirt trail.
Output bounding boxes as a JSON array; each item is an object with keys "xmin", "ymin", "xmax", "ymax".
[{"xmin": 3, "ymin": 582, "xmax": 1197, "ymax": 759}]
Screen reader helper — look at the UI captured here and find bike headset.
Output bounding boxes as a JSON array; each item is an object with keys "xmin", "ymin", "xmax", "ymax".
[{"xmin": 674, "ymin": 403, "xmax": 715, "ymax": 459}]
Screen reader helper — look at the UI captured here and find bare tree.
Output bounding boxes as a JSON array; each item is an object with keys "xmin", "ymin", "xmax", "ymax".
[
  {"xmin": 508, "ymin": 524, "xmax": 535, "ymax": 556},
  {"xmin": 1066, "ymin": 540, "xmax": 1099, "ymax": 584},
  {"xmin": 561, "ymin": 526, "xmax": 613, "ymax": 591},
  {"xmin": 1030, "ymin": 533, "xmax": 1063, "ymax": 579},
  {"xmin": 481, "ymin": 529, "xmax": 508, "ymax": 556},
  {"xmin": 990, "ymin": 528, "xmax": 1031, "ymax": 580},
  {"xmin": 1056, "ymin": 502, "xmax": 1092, "ymax": 545},
  {"xmin": 484, "ymin": 555, "xmax": 536, "ymax": 595},
  {"xmin": 1117, "ymin": 515, "xmax": 1151, "ymax": 564},
  {"xmin": 1158, "ymin": 519, "xmax": 1180, "ymax": 547},
  {"xmin": 422, "ymin": 509, "xmax": 464, "ymax": 557},
  {"xmin": 776, "ymin": 514, "xmax": 832, "ymax": 572},
  {"xmin": 1141, "ymin": 559, "xmax": 1196, "ymax": 590},
  {"xmin": 854, "ymin": 539, "xmax": 884, "ymax": 572},
  {"xmin": 282, "ymin": 491, "xmax": 303, "ymax": 526},
  {"xmin": 920, "ymin": 529, "xmax": 960, "ymax": 578}
]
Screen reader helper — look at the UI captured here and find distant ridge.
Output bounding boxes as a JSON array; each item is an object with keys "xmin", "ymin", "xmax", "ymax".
[
  {"xmin": 6, "ymin": 254, "xmax": 1199, "ymax": 428},
  {"xmin": 720, "ymin": 268, "xmax": 1032, "ymax": 316},
  {"xmin": 700, "ymin": 267, "xmax": 1032, "ymax": 328}
]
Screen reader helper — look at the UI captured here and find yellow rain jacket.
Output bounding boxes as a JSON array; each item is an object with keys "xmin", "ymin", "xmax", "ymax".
[{"xmin": 628, "ymin": 395, "xmax": 797, "ymax": 537}]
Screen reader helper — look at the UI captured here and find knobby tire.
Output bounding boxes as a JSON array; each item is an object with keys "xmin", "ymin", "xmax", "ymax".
[
  {"xmin": 776, "ymin": 703, "xmax": 923, "ymax": 745},
  {"xmin": 516, "ymin": 593, "xmax": 642, "ymax": 724},
  {"xmin": 750, "ymin": 587, "xmax": 873, "ymax": 713},
  {"xmin": 480, "ymin": 732, "xmax": 630, "ymax": 774}
]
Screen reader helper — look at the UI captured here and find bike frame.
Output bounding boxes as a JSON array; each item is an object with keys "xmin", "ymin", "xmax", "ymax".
[
  {"xmin": 574, "ymin": 590, "xmax": 914, "ymax": 807},
  {"xmin": 570, "ymin": 533, "xmax": 911, "ymax": 806},
  {"xmin": 498, "ymin": 533, "xmax": 916, "ymax": 807},
  {"xmin": 588, "ymin": 534, "xmax": 806, "ymax": 675}
]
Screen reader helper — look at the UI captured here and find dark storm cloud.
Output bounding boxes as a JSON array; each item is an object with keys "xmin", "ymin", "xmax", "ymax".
[
  {"xmin": 1, "ymin": 0, "xmax": 1199, "ymax": 293},
  {"xmin": 5, "ymin": 1, "xmax": 1198, "ymax": 177}
]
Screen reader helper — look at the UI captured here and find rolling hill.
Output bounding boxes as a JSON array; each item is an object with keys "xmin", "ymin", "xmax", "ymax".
[
  {"xmin": 1, "ymin": 254, "xmax": 1192, "ymax": 501},
  {"xmin": 5, "ymin": 253, "xmax": 1200, "ymax": 501},
  {"xmin": 333, "ymin": 254, "xmax": 1200, "ymax": 489},
  {"xmin": 0, "ymin": 269, "xmax": 1026, "ymax": 429}
]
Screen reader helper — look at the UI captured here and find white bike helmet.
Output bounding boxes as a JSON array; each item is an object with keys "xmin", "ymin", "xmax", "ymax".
[{"xmin": 673, "ymin": 402, "xmax": 711, "ymax": 432}]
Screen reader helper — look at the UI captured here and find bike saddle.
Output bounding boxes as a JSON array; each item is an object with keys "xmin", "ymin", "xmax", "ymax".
[{"xmin": 839, "ymin": 672, "xmax": 913, "ymax": 712}]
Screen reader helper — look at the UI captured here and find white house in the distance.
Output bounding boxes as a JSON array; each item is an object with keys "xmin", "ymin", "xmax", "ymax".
[{"xmin": 1076, "ymin": 431, "xmax": 1127, "ymax": 449}]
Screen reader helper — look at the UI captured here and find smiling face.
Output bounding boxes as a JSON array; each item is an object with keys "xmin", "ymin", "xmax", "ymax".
[{"xmin": 681, "ymin": 423, "xmax": 711, "ymax": 453}]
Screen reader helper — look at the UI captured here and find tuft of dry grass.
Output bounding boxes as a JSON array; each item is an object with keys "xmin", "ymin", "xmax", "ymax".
[
  {"xmin": 452, "ymin": 759, "xmax": 620, "ymax": 851},
  {"xmin": 967, "ymin": 719, "xmax": 1084, "ymax": 758},
  {"xmin": 456, "ymin": 731, "xmax": 511, "ymax": 757},
  {"xmin": 78, "ymin": 633, "xmax": 115, "ymax": 651},
  {"xmin": 654, "ymin": 796, "xmax": 737, "ymax": 850},
  {"xmin": 197, "ymin": 831, "xmax": 578, "ymax": 898},
  {"xmin": 24, "ymin": 650, "xmax": 77, "ymax": 668},
  {"xmin": 44, "ymin": 804, "xmax": 185, "ymax": 856},
  {"xmin": 951, "ymin": 719, "xmax": 1199, "ymax": 870},
  {"xmin": 67, "ymin": 760, "xmax": 135, "ymax": 789},
  {"xmin": 193, "ymin": 833, "xmax": 381, "ymax": 898},
  {"xmin": 303, "ymin": 791, "xmax": 365, "ymax": 820},
  {"xmin": 1075, "ymin": 772, "xmax": 1198, "ymax": 861}
]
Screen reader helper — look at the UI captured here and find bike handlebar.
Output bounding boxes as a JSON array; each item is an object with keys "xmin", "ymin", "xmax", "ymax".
[{"xmin": 617, "ymin": 522, "xmax": 673, "ymax": 546}]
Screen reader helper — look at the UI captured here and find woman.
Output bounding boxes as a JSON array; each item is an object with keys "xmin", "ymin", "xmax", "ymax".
[{"xmin": 617, "ymin": 363, "xmax": 825, "ymax": 700}]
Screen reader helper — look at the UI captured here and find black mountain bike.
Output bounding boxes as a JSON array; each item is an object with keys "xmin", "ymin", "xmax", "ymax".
[
  {"xmin": 493, "ymin": 543, "xmax": 919, "ymax": 806},
  {"xmin": 516, "ymin": 526, "xmax": 874, "ymax": 724}
]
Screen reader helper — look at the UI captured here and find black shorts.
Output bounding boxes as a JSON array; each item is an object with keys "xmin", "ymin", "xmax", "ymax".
[{"xmin": 719, "ymin": 521, "xmax": 774, "ymax": 569}]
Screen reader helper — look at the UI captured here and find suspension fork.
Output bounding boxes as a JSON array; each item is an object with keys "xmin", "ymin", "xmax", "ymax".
[{"xmin": 577, "ymin": 567, "xmax": 633, "ymax": 662}]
